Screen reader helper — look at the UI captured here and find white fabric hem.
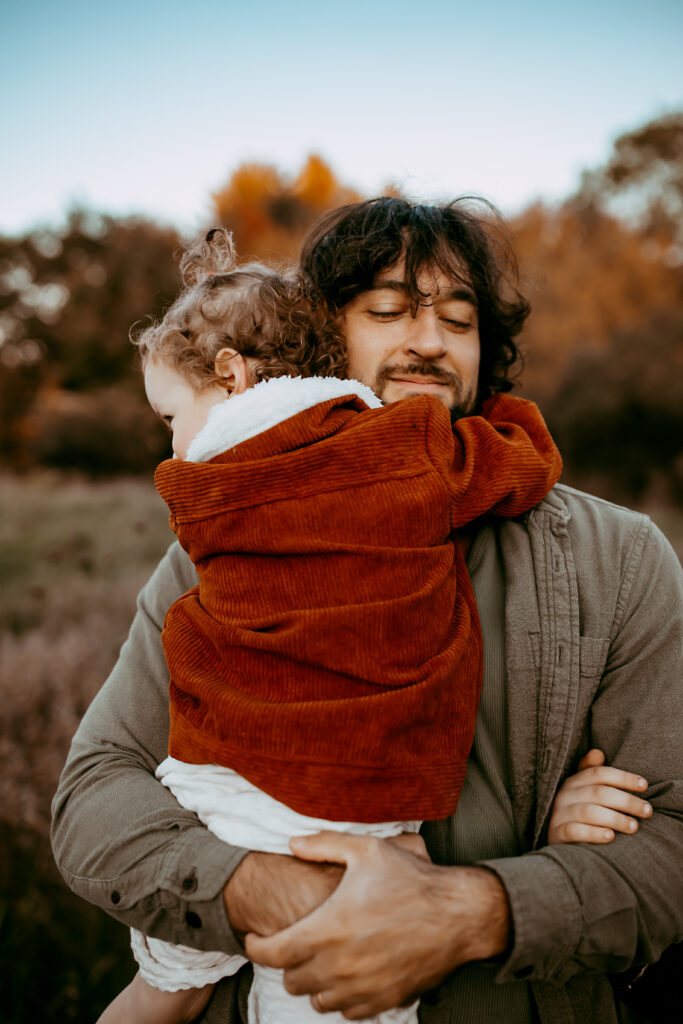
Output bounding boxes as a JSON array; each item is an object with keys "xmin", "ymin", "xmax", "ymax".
[
  {"xmin": 155, "ymin": 756, "xmax": 420, "ymax": 854},
  {"xmin": 131, "ymin": 758, "xmax": 420, "ymax": 1023}
]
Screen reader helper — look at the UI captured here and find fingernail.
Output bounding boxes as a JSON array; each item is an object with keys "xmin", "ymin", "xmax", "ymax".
[
  {"xmin": 629, "ymin": 820, "xmax": 638, "ymax": 832},
  {"xmin": 637, "ymin": 778, "xmax": 647, "ymax": 789},
  {"xmin": 603, "ymin": 830, "xmax": 613, "ymax": 840},
  {"xmin": 643, "ymin": 803, "xmax": 652, "ymax": 815}
]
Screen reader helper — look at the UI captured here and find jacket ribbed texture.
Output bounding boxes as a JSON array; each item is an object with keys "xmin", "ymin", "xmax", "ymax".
[{"xmin": 155, "ymin": 392, "xmax": 562, "ymax": 822}]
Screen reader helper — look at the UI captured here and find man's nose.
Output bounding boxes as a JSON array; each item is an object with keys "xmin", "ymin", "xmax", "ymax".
[{"xmin": 405, "ymin": 306, "xmax": 447, "ymax": 359}]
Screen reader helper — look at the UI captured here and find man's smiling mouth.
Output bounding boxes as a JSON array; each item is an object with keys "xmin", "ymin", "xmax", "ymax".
[{"xmin": 389, "ymin": 376, "xmax": 450, "ymax": 390}]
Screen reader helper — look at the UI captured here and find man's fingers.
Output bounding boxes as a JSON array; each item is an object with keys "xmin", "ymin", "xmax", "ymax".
[
  {"xmin": 387, "ymin": 832, "xmax": 430, "ymax": 860},
  {"xmin": 285, "ymin": 963, "xmax": 320, "ymax": 997},
  {"xmin": 305, "ymin": 980, "xmax": 416, "ymax": 1021},
  {"xmin": 309, "ymin": 989, "xmax": 342, "ymax": 1017},
  {"xmin": 327, "ymin": 989, "xmax": 418, "ymax": 1021},
  {"xmin": 289, "ymin": 830, "xmax": 372, "ymax": 867},
  {"xmin": 246, "ymin": 915, "xmax": 322, "ymax": 968}
]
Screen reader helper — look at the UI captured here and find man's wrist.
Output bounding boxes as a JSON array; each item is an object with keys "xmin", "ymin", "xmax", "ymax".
[
  {"xmin": 444, "ymin": 865, "xmax": 512, "ymax": 964},
  {"xmin": 223, "ymin": 850, "xmax": 260, "ymax": 939}
]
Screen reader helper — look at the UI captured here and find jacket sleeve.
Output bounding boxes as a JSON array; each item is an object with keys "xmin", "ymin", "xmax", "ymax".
[
  {"xmin": 483, "ymin": 518, "xmax": 683, "ymax": 984},
  {"xmin": 50, "ymin": 541, "xmax": 249, "ymax": 956},
  {"xmin": 428, "ymin": 394, "xmax": 562, "ymax": 529}
]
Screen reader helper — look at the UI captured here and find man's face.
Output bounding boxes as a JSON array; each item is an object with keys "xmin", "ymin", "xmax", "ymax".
[{"xmin": 340, "ymin": 260, "xmax": 481, "ymax": 416}]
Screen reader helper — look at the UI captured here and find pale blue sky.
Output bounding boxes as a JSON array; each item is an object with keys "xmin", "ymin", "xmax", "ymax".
[{"xmin": 2, "ymin": 0, "xmax": 682, "ymax": 234}]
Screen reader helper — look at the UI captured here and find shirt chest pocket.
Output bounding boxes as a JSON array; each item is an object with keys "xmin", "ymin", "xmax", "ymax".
[{"xmin": 527, "ymin": 633, "xmax": 610, "ymax": 680}]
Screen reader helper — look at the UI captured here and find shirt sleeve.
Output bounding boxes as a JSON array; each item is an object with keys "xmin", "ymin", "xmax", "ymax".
[
  {"xmin": 50, "ymin": 541, "xmax": 249, "ymax": 956},
  {"xmin": 483, "ymin": 520, "xmax": 683, "ymax": 984}
]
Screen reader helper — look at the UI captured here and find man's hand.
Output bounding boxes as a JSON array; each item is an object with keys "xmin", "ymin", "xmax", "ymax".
[{"xmin": 245, "ymin": 831, "xmax": 511, "ymax": 1020}]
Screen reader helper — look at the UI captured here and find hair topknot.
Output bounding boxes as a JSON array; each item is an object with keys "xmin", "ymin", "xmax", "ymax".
[
  {"xmin": 179, "ymin": 226, "xmax": 237, "ymax": 287},
  {"xmin": 132, "ymin": 229, "xmax": 347, "ymax": 387}
]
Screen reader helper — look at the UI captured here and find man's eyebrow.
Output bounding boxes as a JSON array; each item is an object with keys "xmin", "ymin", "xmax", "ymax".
[
  {"xmin": 370, "ymin": 279, "xmax": 410, "ymax": 294},
  {"xmin": 371, "ymin": 279, "xmax": 477, "ymax": 305},
  {"xmin": 439, "ymin": 287, "xmax": 477, "ymax": 305},
  {"xmin": 444, "ymin": 286, "xmax": 475, "ymax": 301}
]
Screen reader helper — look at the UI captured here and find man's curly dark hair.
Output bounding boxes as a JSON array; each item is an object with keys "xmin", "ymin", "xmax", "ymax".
[{"xmin": 300, "ymin": 197, "xmax": 529, "ymax": 400}]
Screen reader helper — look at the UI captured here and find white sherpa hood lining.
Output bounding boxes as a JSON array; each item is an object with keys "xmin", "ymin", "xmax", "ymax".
[{"xmin": 186, "ymin": 375, "xmax": 382, "ymax": 464}]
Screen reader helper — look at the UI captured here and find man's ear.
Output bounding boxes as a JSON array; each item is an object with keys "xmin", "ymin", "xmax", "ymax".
[{"xmin": 214, "ymin": 347, "xmax": 250, "ymax": 396}]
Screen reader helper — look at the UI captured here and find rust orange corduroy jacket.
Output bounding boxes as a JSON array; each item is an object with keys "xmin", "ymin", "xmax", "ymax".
[{"xmin": 155, "ymin": 388, "xmax": 562, "ymax": 823}]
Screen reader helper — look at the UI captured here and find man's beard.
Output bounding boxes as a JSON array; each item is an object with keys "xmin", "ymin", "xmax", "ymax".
[{"xmin": 373, "ymin": 360, "xmax": 477, "ymax": 423}]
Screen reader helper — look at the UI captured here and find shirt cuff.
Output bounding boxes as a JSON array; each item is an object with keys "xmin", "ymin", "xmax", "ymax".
[
  {"xmin": 71, "ymin": 826, "xmax": 250, "ymax": 956},
  {"xmin": 481, "ymin": 852, "xmax": 582, "ymax": 983},
  {"xmin": 157, "ymin": 827, "xmax": 250, "ymax": 955}
]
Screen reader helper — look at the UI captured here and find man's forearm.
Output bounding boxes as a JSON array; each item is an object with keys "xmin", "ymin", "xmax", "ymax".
[{"xmin": 224, "ymin": 850, "xmax": 344, "ymax": 939}]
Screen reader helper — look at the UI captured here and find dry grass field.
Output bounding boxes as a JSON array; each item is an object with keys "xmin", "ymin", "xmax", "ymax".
[
  {"xmin": 1, "ymin": 471, "xmax": 681, "ymax": 1022},
  {"xmin": 1, "ymin": 473, "xmax": 172, "ymax": 1022}
]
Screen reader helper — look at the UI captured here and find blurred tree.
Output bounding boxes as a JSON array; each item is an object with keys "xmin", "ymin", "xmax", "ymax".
[
  {"xmin": 546, "ymin": 309, "xmax": 683, "ymax": 503},
  {"xmin": 0, "ymin": 210, "xmax": 179, "ymax": 468},
  {"xmin": 512, "ymin": 114, "xmax": 683, "ymax": 503},
  {"xmin": 0, "ymin": 209, "xmax": 181, "ymax": 390},
  {"xmin": 21, "ymin": 387, "xmax": 171, "ymax": 475},
  {"xmin": 294, "ymin": 154, "xmax": 347, "ymax": 210},
  {"xmin": 212, "ymin": 154, "xmax": 360, "ymax": 260},
  {"xmin": 212, "ymin": 163, "xmax": 290, "ymax": 259},
  {"xmin": 513, "ymin": 201, "xmax": 682, "ymax": 397},
  {"xmin": 574, "ymin": 110, "xmax": 683, "ymax": 249}
]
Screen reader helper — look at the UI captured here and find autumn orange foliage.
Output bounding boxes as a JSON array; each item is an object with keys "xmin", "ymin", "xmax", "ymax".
[
  {"xmin": 512, "ymin": 202, "xmax": 682, "ymax": 397},
  {"xmin": 212, "ymin": 154, "xmax": 360, "ymax": 260}
]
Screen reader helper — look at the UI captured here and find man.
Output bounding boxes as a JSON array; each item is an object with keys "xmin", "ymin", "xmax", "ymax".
[{"xmin": 52, "ymin": 197, "xmax": 683, "ymax": 1023}]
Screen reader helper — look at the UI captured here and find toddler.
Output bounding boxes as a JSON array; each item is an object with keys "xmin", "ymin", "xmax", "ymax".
[{"xmin": 99, "ymin": 230, "xmax": 650, "ymax": 1024}]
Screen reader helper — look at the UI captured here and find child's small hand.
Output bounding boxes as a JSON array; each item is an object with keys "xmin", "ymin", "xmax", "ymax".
[{"xmin": 548, "ymin": 748, "xmax": 652, "ymax": 845}]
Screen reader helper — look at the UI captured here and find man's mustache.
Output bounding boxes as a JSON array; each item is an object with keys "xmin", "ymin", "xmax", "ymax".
[{"xmin": 375, "ymin": 361, "xmax": 463, "ymax": 392}]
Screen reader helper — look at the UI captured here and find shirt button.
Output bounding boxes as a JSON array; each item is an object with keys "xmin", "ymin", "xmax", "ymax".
[
  {"xmin": 110, "ymin": 891, "xmax": 121, "ymax": 905},
  {"xmin": 182, "ymin": 875, "xmax": 198, "ymax": 893},
  {"xmin": 185, "ymin": 911, "xmax": 202, "ymax": 929}
]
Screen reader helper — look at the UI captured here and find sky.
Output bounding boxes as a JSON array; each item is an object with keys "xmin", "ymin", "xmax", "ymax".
[{"xmin": 2, "ymin": 0, "xmax": 682, "ymax": 236}]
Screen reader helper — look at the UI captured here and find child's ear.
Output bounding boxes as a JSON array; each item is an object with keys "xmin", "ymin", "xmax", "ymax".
[{"xmin": 214, "ymin": 347, "xmax": 250, "ymax": 396}]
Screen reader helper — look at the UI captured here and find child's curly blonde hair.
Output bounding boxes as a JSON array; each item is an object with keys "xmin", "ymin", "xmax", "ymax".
[{"xmin": 132, "ymin": 228, "xmax": 347, "ymax": 388}]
